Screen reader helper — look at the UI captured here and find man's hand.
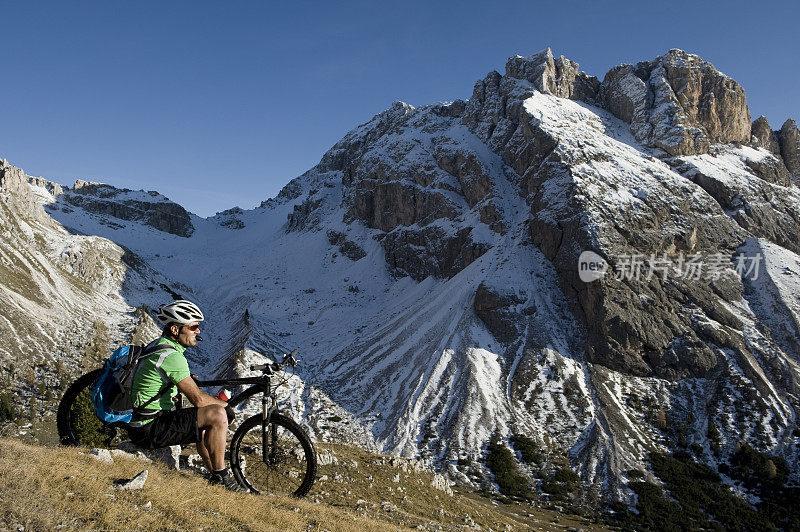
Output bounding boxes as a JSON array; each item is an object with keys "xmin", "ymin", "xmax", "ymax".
[{"xmin": 176, "ymin": 376, "xmax": 227, "ymax": 408}]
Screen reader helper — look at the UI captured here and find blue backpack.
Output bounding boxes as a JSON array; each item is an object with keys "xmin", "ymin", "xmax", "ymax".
[{"xmin": 90, "ymin": 344, "xmax": 172, "ymax": 425}]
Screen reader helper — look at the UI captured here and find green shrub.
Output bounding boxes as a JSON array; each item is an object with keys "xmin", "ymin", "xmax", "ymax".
[
  {"xmin": 628, "ymin": 481, "xmax": 689, "ymax": 531},
  {"xmin": 0, "ymin": 391, "xmax": 16, "ymax": 421},
  {"xmin": 620, "ymin": 452, "xmax": 772, "ymax": 531},
  {"xmin": 729, "ymin": 443, "xmax": 788, "ymax": 489},
  {"xmin": 485, "ymin": 437, "xmax": 531, "ymax": 500},
  {"xmin": 542, "ymin": 466, "xmax": 579, "ymax": 499},
  {"xmin": 552, "ymin": 466, "xmax": 579, "ymax": 484},
  {"xmin": 626, "ymin": 469, "xmax": 645, "ymax": 479},
  {"xmin": 83, "ymin": 320, "xmax": 110, "ymax": 371},
  {"xmin": 68, "ymin": 386, "xmax": 115, "ymax": 448},
  {"xmin": 509, "ymin": 433, "xmax": 542, "ymax": 465},
  {"xmin": 726, "ymin": 444, "xmax": 799, "ymax": 530},
  {"xmin": 707, "ymin": 422, "xmax": 721, "ymax": 448}
]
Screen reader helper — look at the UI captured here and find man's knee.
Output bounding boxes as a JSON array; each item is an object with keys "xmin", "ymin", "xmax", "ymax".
[{"xmin": 198, "ymin": 405, "xmax": 228, "ymax": 429}]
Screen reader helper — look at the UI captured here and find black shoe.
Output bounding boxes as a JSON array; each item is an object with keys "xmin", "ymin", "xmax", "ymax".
[{"xmin": 209, "ymin": 472, "xmax": 248, "ymax": 493}]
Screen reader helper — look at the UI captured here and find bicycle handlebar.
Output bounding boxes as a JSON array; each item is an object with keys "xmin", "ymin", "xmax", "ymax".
[{"xmin": 250, "ymin": 349, "xmax": 299, "ymax": 373}]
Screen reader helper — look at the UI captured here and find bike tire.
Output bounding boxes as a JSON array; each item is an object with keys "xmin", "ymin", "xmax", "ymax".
[
  {"xmin": 56, "ymin": 369, "xmax": 116, "ymax": 447},
  {"xmin": 230, "ymin": 413, "xmax": 317, "ymax": 497}
]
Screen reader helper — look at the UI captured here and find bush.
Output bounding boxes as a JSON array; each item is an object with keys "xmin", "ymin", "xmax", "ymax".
[
  {"xmin": 509, "ymin": 433, "xmax": 542, "ymax": 465},
  {"xmin": 68, "ymin": 386, "xmax": 115, "ymax": 448},
  {"xmin": 726, "ymin": 444, "xmax": 799, "ymax": 530},
  {"xmin": 729, "ymin": 443, "xmax": 788, "ymax": 489},
  {"xmin": 542, "ymin": 466, "xmax": 579, "ymax": 499},
  {"xmin": 552, "ymin": 466, "xmax": 579, "ymax": 484},
  {"xmin": 485, "ymin": 437, "xmax": 531, "ymax": 500},
  {"xmin": 627, "ymin": 469, "xmax": 645, "ymax": 479},
  {"xmin": 707, "ymin": 422, "xmax": 721, "ymax": 447},
  {"xmin": 628, "ymin": 481, "xmax": 689, "ymax": 531},
  {"xmin": 629, "ymin": 452, "xmax": 771, "ymax": 531},
  {"xmin": 0, "ymin": 391, "xmax": 16, "ymax": 422}
]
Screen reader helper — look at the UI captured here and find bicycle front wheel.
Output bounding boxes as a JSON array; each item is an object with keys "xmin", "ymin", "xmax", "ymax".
[{"xmin": 230, "ymin": 413, "xmax": 317, "ymax": 497}]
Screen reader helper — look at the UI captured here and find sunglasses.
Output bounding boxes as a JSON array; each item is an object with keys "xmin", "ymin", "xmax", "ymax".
[{"xmin": 182, "ymin": 324, "xmax": 200, "ymax": 331}]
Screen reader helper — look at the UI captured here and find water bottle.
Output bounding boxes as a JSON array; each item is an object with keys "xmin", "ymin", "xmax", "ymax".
[{"xmin": 215, "ymin": 388, "xmax": 231, "ymax": 401}]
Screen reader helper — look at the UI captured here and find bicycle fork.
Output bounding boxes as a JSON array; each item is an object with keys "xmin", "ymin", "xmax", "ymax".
[{"xmin": 262, "ymin": 393, "xmax": 277, "ymax": 464}]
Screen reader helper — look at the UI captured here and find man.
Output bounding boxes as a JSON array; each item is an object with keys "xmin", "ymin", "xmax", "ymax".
[{"xmin": 128, "ymin": 299, "xmax": 244, "ymax": 491}]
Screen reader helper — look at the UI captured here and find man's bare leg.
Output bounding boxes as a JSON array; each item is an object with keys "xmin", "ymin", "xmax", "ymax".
[
  {"xmin": 197, "ymin": 405, "xmax": 228, "ymax": 471},
  {"xmin": 196, "ymin": 428, "xmax": 212, "ymax": 470}
]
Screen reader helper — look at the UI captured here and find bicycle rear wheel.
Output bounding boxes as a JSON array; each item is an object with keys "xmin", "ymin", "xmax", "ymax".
[
  {"xmin": 230, "ymin": 413, "xmax": 317, "ymax": 497},
  {"xmin": 56, "ymin": 369, "xmax": 117, "ymax": 447}
]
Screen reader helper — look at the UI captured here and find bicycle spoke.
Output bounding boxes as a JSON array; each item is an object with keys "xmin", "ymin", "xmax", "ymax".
[
  {"xmin": 231, "ymin": 414, "xmax": 316, "ymax": 497},
  {"xmin": 237, "ymin": 423, "xmax": 309, "ymax": 494}
]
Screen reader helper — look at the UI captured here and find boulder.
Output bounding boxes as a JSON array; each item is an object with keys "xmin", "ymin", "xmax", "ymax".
[
  {"xmin": 88, "ymin": 448, "xmax": 113, "ymax": 464},
  {"xmin": 116, "ymin": 442, "xmax": 181, "ymax": 469},
  {"xmin": 114, "ymin": 470, "xmax": 148, "ymax": 491}
]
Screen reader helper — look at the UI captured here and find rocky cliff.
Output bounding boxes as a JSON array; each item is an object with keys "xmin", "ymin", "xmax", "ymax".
[
  {"xmin": 40, "ymin": 177, "xmax": 195, "ymax": 237},
  {"xmin": 268, "ymin": 48, "xmax": 800, "ymax": 500}
]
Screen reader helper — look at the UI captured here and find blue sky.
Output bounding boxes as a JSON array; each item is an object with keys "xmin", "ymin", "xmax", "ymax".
[{"xmin": 1, "ymin": 1, "xmax": 797, "ymax": 217}]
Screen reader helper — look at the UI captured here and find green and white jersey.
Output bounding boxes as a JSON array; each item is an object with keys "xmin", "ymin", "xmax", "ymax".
[{"xmin": 130, "ymin": 336, "xmax": 191, "ymax": 424}]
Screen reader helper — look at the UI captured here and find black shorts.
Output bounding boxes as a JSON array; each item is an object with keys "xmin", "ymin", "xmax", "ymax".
[{"xmin": 127, "ymin": 407, "xmax": 200, "ymax": 449}]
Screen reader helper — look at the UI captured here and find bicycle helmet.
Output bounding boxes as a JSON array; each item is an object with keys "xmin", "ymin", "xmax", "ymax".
[{"xmin": 157, "ymin": 300, "xmax": 204, "ymax": 325}]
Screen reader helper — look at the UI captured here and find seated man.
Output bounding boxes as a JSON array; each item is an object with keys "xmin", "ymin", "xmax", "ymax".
[{"xmin": 127, "ymin": 299, "xmax": 243, "ymax": 491}]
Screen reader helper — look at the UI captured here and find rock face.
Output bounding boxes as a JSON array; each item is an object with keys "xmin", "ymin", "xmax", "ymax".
[
  {"xmin": 268, "ymin": 48, "xmax": 796, "ymax": 505},
  {"xmin": 59, "ymin": 181, "xmax": 194, "ymax": 237},
  {"xmin": 473, "ymin": 283, "xmax": 527, "ymax": 344},
  {"xmin": 0, "ymin": 159, "xmax": 180, "ymax": 425},
  {"xmin": 315, "ymin": 100, "xmax": 498, "ymax": 281},
  {"xmin": 0, "ymin": 159, "xmax": 54, "ymax": 221},
  {"xmin": 750, "ymin": 116, "xmax": 781, "ymax": 156},
  {"xmin": 778, "ymin": 119, "xmax": 800, "ymax": 181},
  {"xmin": 327, "ymin": 230, "xmax": 366, "ymax": 261},
  {"xmin": 460, "ymin": 50, "xmax": 749, "ymax": 379},
  {"xmin": 0, "ymin": 159, "xmax": 29, "ymax": 193},
  {"xmin": 506, "ymin": 48, "xmax": 600, "ymax": 102},
  {"xmin": 600, "ymin": 49, "xmax": 751, "ymax": 155},
  {"xmin": 213, "ymin": 207, "xmax": 246, "ymax": 229},
  {"xmin": 381, "ymin": 226, "xmax": 490, "ymax": 280},
  {"xmin": 750, "ymin": 116, "xmax": 798, "ymax": 184}
]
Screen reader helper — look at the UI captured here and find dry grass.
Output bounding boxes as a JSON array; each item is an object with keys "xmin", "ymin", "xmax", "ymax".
[
  {"xmin": 0, "ymin": 438, "xmax": 394, "ymax": 531},
  {"xmin": 0, "ymin": 437, "xmax": 610, "ymax": 531}
]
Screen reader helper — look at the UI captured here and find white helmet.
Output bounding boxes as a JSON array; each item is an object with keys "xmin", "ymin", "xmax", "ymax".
[{"xmin": 157, "ymin": 300, "xmax": 204, "ymax": 325}]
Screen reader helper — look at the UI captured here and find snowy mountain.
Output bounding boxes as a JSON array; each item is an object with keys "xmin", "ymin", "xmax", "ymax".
[{"xmin": 2, "ymin": 48, "xmax": 799, "ymax": 506}]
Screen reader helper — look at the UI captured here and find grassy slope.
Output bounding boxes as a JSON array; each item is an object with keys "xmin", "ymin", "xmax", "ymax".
[{"xmin": 0, "ymin": 437, "xmax": 609, "ymax": 531}]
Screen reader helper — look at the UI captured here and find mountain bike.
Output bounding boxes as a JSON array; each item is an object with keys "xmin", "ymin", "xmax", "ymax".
[{"xmin": 57, "ymin": 350, "xmax": 317, "ymax": 497}]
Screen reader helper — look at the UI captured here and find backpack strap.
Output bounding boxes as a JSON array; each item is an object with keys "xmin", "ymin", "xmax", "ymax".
[{"xmin": 131, "ymin": 344, "xmax": 179, "ymax": 414}]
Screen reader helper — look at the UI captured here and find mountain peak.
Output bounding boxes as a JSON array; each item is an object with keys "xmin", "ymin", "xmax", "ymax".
[{"xmin": 505, "ymin": 47, "xmax": 599, "ymax": 102}]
